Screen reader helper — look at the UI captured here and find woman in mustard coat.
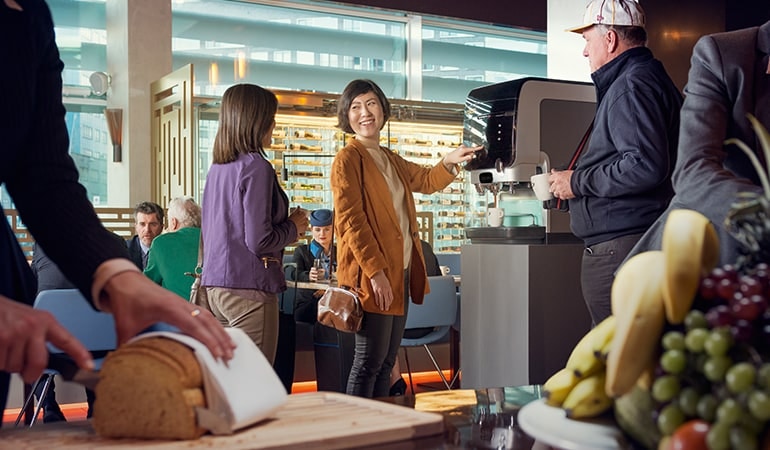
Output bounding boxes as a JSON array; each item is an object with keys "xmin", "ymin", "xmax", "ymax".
[{"xmin": 330, "ymin": 79, "xmax": 480, "ymax": 398}]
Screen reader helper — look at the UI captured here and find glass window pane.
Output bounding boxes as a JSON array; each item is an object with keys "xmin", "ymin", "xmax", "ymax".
[
  {"xmin": 66, "ymin": 109, "xmax": 112, "ymax": 205},
  {"xmin": 42, "ymin": 0, "xmax": 110, "ymax": 207},
  {"xmin": 422, "ymin": 23, "xmax": 547, "ymax": 103},
  {"xmin": 0, "ymin": 108, "xmax": 110, "ymax": 208},
  {"xmin": 171, "ymin": 0, "xmax": 407, "ymax": 98},
  {"xmin": 49, "ymin": 0, "xmax": 108, "ymax": 90}
]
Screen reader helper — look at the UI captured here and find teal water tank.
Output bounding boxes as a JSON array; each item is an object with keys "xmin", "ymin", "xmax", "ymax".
[{"xmin": 498, "ymin": 190, "xmax": 543, "ymax": 227}]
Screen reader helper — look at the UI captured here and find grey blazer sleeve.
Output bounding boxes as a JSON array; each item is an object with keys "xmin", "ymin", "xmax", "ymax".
[{"xmin": 670, "ymin": 26, "xmax": 767, "ymax": 264}]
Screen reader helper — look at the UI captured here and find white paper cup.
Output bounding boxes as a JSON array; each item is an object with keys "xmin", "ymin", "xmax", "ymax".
[
  {"xmin": 487, "ymin": 207, "xmax": 504, "ymax": 227},
  {"xmin": 530, "ymin": 173, "xmax": 554, "ymax": 201},
  {"xmin": 440, "ymin": 265, "xmax": 451, "ymax": 276}
]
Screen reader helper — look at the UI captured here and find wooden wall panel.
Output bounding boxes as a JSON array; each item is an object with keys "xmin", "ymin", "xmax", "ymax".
[
  {"xmin": 9, "ymin": 207, "xmax": 136, "ymax": 261},
  {"xmin": 151, "ymin": 64, "xmax": 194, "ymax": 207}
]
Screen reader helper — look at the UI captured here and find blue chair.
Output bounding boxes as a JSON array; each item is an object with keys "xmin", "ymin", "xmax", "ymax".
[
  {"xmin": 14, "ymin": 289, "xmax": 116, "ymax": 426},
  {"xmin": 436, "ymin": 253, "xmax": 461, "ymax": 275},
  {"xmin": 401, "ymin": 275, "xmax": 460, "ymax": 396}
]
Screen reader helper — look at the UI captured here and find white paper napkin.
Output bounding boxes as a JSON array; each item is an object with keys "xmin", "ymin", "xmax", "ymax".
[{"xmin": 128, "ymin": 327, "xmax": 288, "ymax": 434}]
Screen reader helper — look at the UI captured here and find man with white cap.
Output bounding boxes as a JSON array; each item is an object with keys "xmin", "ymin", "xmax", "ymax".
[{"xmin": 547, "ymin": 0, "xmax": 683, "ymax": 325}]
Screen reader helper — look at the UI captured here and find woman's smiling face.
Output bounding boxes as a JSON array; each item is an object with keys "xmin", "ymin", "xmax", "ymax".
[{"xmin": 347, "ymin": 91, "xmax": 384, "ymax": 141}]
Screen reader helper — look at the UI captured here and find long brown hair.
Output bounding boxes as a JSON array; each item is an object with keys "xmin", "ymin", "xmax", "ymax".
[{"xmin": 212, "ymin": 83, "xmax": 278, "ymax": 164}]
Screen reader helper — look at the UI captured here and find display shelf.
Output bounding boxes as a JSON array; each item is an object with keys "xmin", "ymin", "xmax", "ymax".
[
  {"xmin": 271, "ymin": 115, "xmax": 340, "ymax": 212},
  {"xmin": 385, "ymin": 123, "xmax": 465, "ymax": 252},
  {"xmin": 196, "ymin": 94, "xmax": 467, "ymax": 253}
]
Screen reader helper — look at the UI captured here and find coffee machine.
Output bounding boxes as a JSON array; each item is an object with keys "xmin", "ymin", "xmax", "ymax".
[
  {"xmin": 463, "ymin": 77, "xmax": 595, "ymax": 243},
  {"xmin": 460, "ymin": 78, "xmax": 597, "ymax": 389}
]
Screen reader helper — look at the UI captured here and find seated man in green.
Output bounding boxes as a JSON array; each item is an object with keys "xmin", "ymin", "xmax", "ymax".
[{"xmin": 144, "ymin": 196, "xmax": 201, "ymax": 298}]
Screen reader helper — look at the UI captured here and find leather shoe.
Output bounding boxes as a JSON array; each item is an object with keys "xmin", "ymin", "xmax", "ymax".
[
  {"xmin": 389, "ymin": 377, "xmax": 407, "ymax": 396},
  {"xmin": 43, "ymin": 406, "xmax": 67, "ymax": 423}
]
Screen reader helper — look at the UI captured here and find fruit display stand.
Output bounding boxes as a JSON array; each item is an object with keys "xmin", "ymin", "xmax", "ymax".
[{"xmin": 537, "ymin": 207, "xmax": 770, "ymax": 448}]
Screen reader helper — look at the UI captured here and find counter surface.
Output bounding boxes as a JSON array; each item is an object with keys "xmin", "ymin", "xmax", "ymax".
[{"xmin": 0, "ymin": 392, "xmax": 444, "ymax": 449}]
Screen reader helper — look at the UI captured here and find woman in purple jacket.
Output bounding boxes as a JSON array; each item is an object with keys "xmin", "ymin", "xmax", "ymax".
[{"xmin": 200, "ymin": 84, "xmax": 309, "ymax": 364}]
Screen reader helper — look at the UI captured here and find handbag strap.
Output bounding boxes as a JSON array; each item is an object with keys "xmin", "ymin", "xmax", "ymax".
[
  {"xmin": 556, "ymin": 120, "xmax": 594, "ymax": 210},
  {"xmin": 194, "ymin": 229, "xmax": 203, "ymax": 278}
]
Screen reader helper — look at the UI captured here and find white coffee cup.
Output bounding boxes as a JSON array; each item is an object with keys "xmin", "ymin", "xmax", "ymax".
[
  {"xmin": 440, "ymin": 265, "xmax": 451, "ymax": 276},
  {"xmin": 487, "ymin": 207, "xmax": 504, "ymax": 227},
  {"xmin": 530, "ymin": 173, "xmax": 554, "ymax": 201}
]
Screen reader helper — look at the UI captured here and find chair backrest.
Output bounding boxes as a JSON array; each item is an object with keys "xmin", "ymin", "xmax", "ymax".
[
  {"xmin": 436, "ymin": 253, "xmax": 461, "ymax": 275},
  {"xmin": 33, "ymin": 289, "xmax": 117, "ymax": 353},
  {"xmin": 405, "ymin": 275, "xmax": 458, "ymax": 330}
]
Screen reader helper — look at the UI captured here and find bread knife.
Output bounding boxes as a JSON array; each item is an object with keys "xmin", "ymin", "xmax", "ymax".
[{"xmin": 46, "ymin": 355, "xmax": 100, "ymax": 390}]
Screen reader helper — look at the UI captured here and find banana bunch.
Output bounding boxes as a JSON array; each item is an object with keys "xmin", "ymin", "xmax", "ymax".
[
  {"xmin": 542, "ymin": 209, "xmax": 720, "ymax": 419},
  {"xmin": 661, "ymin": 209, "xmax": 719, "ymax": 323},
  {"xmin": 605, "ymin": 251, "xmax": 667, "ymax": 397},
  {"xmin": 542, "ymin": 315, "xmax": 616, "ymax": 418},
  {"xmin": 605, "ymin": 209, "xmax": 719, "ymax": 397}
]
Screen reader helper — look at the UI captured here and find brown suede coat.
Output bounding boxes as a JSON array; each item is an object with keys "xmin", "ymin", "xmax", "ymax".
[{"xmin": 330, "ymin": 139, "xmax": 456, "ymax": 315}]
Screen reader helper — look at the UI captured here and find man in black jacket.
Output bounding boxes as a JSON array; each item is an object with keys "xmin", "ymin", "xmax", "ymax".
[
  {"xmin": 0, "ymin": 0, "xmax": 233, "ymax": 421},
  {"xmin": 548, "ymin": 0, "xmax": 682, "ymax": 325}
]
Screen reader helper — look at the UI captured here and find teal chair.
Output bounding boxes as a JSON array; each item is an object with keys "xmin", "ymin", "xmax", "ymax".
[{"xmin": 400, "ymin": 275, "xmax": 460, "ymax": 396}]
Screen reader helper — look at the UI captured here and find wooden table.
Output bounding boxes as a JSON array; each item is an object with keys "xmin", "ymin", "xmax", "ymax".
[
  {"xmin": 0, "ymin": 392, "xmax": 445, "ymax": 449},
  {"xmin": 289, "ymin": 276, "xmax": 459, "ymax": 291},
  {"xmin": 291, "ymin": 280, "xmax": 333, "ymax": 290}
]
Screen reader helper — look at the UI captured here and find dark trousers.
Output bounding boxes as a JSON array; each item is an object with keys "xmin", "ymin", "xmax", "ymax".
[
  {"xmin": 273, "ymin": 312, "xmax": 296, "ymax": 392},
  {"xmin": 34, "ymin": 378, "xmax": 96, "ymax": 418},
  {"xmin": 581, "ymin": 233, "xmax": 643, "ymax": 326},
  {"xmin": 34, "ymin": 377, "xmax": 60, "ymax": 409},
  {"xmin": 346, "ymin": 302, "xmax": 408, "ymax": 398},
  {"xmin": 313, "ymin": 322, "xmax": 355, "ymax": 392},
  {"xmin": 346, "ymin": 271, "xmax": 409, "ymax": 398}
]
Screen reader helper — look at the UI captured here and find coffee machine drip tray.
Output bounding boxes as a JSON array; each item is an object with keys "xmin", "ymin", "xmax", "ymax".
[{"xmin": 465, "ymin": 226, "xmax": 545, "ymax": 244}]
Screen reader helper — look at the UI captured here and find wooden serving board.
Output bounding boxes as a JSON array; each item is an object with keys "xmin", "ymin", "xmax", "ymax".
[{"xmin": 0, "ymin": 392, "xmax": 444, "ymax": 449}]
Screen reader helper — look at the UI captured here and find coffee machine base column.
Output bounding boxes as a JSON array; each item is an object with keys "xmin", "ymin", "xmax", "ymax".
[{"xmin": 460, "ymin": 242, "xmax": 591, "ymax": 389}]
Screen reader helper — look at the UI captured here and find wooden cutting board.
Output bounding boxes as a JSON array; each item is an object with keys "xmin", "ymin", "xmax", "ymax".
[{"xmin": 0, "ymin": 392, "xmax": 444, "ymax": 449}]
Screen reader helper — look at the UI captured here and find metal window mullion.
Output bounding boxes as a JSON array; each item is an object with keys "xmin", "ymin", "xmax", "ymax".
[{"xmin": 405, "ymin": 14, "xmax": 422, "ymax": 101}]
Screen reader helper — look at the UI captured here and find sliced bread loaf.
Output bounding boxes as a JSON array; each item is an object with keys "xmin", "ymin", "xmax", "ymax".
[{"xmin": 92, "ymin": 336, "xmax": 207, "ymax": 440}]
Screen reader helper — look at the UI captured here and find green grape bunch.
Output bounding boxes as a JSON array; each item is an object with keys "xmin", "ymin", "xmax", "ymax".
[
  {"xmin": 650, "ymin": 263, "xmax": 770, "ymax": 449},
  {"xmin": 647, "ymin": 116, "xmax": 770, "ymax": 449}
]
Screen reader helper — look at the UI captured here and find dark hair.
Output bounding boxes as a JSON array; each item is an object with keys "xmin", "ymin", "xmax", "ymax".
[
  {"xmin": 336, "ymin": 79, "xmax": 390, "ymax": 134},
  {"xmin": 212, "ymin": 83, "xmax": 278, "ymax": 164},
  {"xmin": 599, "ymin": 24, "xmax": 647, "ymax": 47},
  {"xmin": 134, "ymin": 201, "xmax": 164, "ymax": 224}
]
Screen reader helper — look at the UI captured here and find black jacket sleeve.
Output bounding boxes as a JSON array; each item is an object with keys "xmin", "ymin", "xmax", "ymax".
[{"xmin": 1, "ymin": 0, "xmax": 130, "ymax": 304}]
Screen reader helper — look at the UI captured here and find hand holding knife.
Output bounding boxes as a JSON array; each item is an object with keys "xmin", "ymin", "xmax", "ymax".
[{"xmin": 46, "ymin": 354, "xmax": 101, "ymax": 391}]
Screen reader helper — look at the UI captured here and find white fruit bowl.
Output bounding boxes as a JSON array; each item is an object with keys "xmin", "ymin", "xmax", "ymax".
[{"xmin": 518, "ymin": 399, "xmax": 632, "ymax": 450}]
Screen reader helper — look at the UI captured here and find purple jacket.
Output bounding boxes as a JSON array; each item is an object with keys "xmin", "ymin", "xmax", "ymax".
[{"xmin": 201, "ymin": 152, "xmax": 295, "ymax": 293}]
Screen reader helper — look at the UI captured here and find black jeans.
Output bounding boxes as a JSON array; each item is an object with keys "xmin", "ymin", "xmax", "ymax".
[
  {"xmin": 581, "ymin": 233, "xmax": 643, "ymax": 326},
  {"xmin": 346, "ymin": 271, "xmax": 409, "ymax": 398}
]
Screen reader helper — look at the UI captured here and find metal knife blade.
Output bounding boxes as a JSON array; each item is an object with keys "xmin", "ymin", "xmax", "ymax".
[{"xmin": 47, "ymin": 355, "xmax": 101, "ymax": 390}]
